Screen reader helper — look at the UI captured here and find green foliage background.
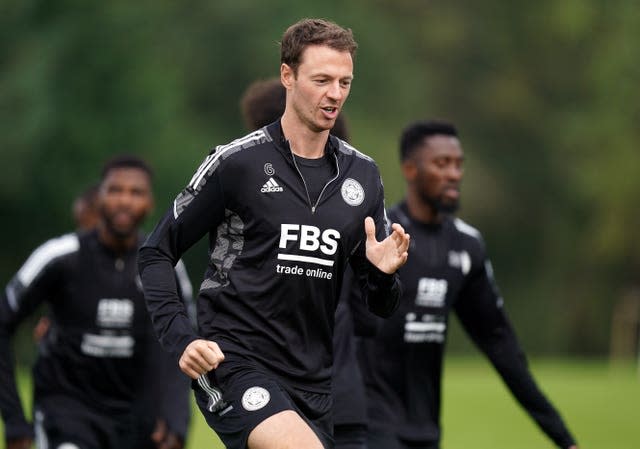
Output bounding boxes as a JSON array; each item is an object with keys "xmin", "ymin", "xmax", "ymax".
[{"xmin": 2, "ymin": 1, "xmax": 639, "ymax": 359}]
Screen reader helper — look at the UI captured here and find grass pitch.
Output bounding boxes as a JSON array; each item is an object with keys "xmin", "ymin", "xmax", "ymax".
[{"xmin": 2, "ymin": 356, "xmax": 638, "ymax": 448}]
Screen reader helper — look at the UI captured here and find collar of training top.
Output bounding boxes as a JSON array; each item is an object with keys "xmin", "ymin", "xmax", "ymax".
[{"xmin": 265, "ymin": 120, "xmax": 340, "ymax": 158}]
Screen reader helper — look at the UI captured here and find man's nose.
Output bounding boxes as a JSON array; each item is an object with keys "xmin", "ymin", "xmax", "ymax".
[
  {"xmin": 115, "ymin": 191, "xmax": 135, "ymax": 207},
  {"xmin": 447, "ymin": 165, "xmax": 463, "ymax": 181},
  {"xmin": 327, "ymin": 81, "xmax": 343, "ymax": 100}
]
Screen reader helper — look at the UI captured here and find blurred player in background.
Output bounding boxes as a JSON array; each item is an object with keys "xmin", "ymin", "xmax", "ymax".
[
  {"xmin": 1, "ymin": 155, "xmax": 193, "ymax": 449},
  {"xmin": 33, "ymin": 183, "xmax": 100, "ymax": 343},
  {"xmin": 359, "ymin": 120, "xmax": 579, "ymax": 449}
]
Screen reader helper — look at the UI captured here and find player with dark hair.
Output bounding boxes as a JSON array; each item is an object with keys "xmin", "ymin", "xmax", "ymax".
[
  {"xmin": 0, "ymin": 155, "xmax": 193, "ymax": 449},
  {"xmin": 240, "ymin": 77, "xmax": 368, "ymax": 449},
  {"xmin": 139, "ymin": 18, "xmax": 409, "ymax": 449},
  {"xmin": 359, "ymin": 120, "xmax": 579, "ymax": 449},
  {"xmin": 240, "ymin": 79, "xmax": 287, "ymax": 133},
  {"xmin": 72, "ymin": 183, "xmax": 101, "ymax": 231}
]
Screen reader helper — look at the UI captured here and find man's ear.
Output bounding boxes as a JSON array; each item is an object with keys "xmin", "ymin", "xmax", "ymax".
[
  {"xmin": 281, "ymin": 63, "xmax": 294, "ymax": 89},
  {"xmin": 401, "ymin": 159, "xmax": 418, "ymax": 183}
]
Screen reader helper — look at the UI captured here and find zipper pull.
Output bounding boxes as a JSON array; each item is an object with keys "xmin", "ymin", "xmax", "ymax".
[{"xmin": 311, "ymin": 206, "xmax": 316, "ymax": 214}]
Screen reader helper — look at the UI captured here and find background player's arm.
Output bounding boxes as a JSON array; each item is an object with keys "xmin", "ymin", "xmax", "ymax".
[{"xmin": 455, "ymin": 255, "xmax": 578, "ymax": 449}]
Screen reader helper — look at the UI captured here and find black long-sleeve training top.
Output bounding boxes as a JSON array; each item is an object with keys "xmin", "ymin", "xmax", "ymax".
[
  {"xmin": 0, "ymin": 230, "xmax": 193, "ymax": 441},
  {"xmin": 359, "ymin": 202, "xmax": 576, "ymax": 448},
  {"xmin": 138, "ymin": 121, "xmax": 401, "ymax": 394}
]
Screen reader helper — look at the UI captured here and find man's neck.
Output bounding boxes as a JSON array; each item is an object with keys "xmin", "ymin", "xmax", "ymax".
[
  {"xmin": 405, "ymin": 191, "xmax": 441, "ymax": 224},
  {"xmin": 97, "ymin": 224, "xmax": 137, "ymax": 254},
  {"xmin": 280, "ymin": 113, "xmax": 329, "ymax": 159}
]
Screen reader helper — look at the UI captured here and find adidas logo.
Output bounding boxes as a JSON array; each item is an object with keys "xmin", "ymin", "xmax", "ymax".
[{"xmin": 261, "ymin": 177, "xmax": 283, "ymax": 193}]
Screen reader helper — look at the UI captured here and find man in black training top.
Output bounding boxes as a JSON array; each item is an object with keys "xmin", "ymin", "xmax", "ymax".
[
  {"xmin": 240, "ymin": 77, "xmax": 372, "ymax": 449},
  {"xmin": 138, "ymin": 18, "xmax": 410, "ymax": 449},
  {"xmin": 359, "ymin": 120, "xmax": 579, "ymax": 449},
  {"xmin": 0, "ymin": 155, "xmax": 192, "ymax": 449}
]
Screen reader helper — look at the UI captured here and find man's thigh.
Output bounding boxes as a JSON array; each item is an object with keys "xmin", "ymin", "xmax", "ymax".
[{"xmin": 247, "ymin": 410, "xmax": 324, "ymax": 449}]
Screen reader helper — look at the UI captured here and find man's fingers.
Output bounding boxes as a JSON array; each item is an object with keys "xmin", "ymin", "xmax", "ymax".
[
  {"xmin": 178, "ymin": 357, "xmax": 204, "ymax": 379},
  {"xmin": 364, "ymin": 217, "xmax": 376, "ymax": 242},
  {"xmin": 151, "ymin": 419, "xmax": 167, "ymax": 443},
  {"xmin": 391, "ymin": 222, "xmax": 406, "ymax": 239},
  {"xmin": 205, "ymin": 341, "xmax": 225, "ymax": 368},
  {"xmin": 179, "ymin": 339, "xmax": 225, "ymax": 379},
  {"xmin": 159, "ymin": 433, "xmax": 184, "ymax": 449},
  {"xmin": 390, "ymin": 223, "xmax": 410, "ymax": 252},
  {"xmin": 7, "ymin": 438, "xmax": 33, "ymax": 449}
]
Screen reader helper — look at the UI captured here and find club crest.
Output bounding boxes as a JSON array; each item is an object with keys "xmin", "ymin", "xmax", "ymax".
[{"xmin": 341, "ymin": 178, "xmax": 364, "ymax": 206}]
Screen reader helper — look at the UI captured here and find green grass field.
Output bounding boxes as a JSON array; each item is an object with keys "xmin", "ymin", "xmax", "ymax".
[{"xmin": 2, "ymin": 356, "xmax": 638, "ymax": 448}]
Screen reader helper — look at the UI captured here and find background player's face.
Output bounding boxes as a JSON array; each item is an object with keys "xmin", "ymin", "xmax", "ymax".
[
  {"xmin": 98, "ymin": 167, "xmax": 153, "ymax": 239},
  {"xmin": 408, "ymin": 135, "xmax": 464, "ymax": 214},
  {"xmin": 282, "ymin": 44, "xmax": 353, "ymax": 133}
]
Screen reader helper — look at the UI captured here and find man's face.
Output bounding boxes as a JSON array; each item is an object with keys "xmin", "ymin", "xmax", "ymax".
[
  {"xmin": 407, "ymin": 135, "xmax": 464, "ymax": 215},
  {"xmin": 98, "ymin": 168, "xmax": 153, "ymax": 239},
  {"xmin": 282, "ymin": 44, "xmax": 353, "ymax": 133}
]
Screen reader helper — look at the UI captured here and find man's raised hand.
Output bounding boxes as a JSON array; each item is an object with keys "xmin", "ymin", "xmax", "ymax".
[{"xmin": 364, "ymin": 216, "xmax": 410, "ymax": 274}]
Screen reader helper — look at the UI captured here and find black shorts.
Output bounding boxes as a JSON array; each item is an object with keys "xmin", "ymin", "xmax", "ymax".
[
  {"xmin": 33, "ymin": 395, "xmax": 137, "ymax": 449},
  {"xmin": 334, "ymin": 423, "xmax": 367, "ymax": 449},
  {"xmin": 366, "ymin": 430, "xmax": 439, "ymax": 449},
  {"xmin": 193, "ymin": 359, "xmax": 333, "ymax": 449}
]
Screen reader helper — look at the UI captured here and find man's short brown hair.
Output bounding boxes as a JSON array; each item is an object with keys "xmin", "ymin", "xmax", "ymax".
[{"xmin": 280, "ymin": 18, "xmax": 357, "ymax": 75}]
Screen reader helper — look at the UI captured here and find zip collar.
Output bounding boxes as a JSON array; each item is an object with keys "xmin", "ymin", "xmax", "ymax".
[
  {"xmin": 264, "ymin": 120, "xmax": 341, "ymax": 213},
  {"xmin": 264, "ymin": 120, "xmax": 340, "ymax": 159}
]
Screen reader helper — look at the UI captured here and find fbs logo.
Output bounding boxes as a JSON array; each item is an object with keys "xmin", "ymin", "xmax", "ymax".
[
  {"xmin": 415, "ymin": 278, "xmax": 448, "ymax": 308},
  {"xmin": 261, "ymin": 177, "xmax": 283, "ymax": 193},
  {"xmin": 96, "ymin": 298, "xmax": 134, "ymax": 328}
]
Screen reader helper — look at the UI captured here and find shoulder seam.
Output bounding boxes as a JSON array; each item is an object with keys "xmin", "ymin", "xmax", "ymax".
[
  {"xmin": 189, "ymin": 130, "xmax": 269, "ymax": 190},
  {"xmin": 453, "ymin": 218, "xmax": 481, "ymax": 239},
  {"xmin": 17, "ymin": 233, "xmax": 79, "ymax": 287},
  {"xmin": 337, "ymin": 139, "xmax": 374, "ymax": 163}
]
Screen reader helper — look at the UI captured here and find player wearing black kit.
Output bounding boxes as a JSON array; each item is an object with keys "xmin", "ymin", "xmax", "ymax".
[
  {"xmin": 240, "ymin": 77, "xmax": 370, "ymax": 449},
  {"xmin": 359, "ymin": 121, "xmax": 579, "ymax": 449},
  {"xmin": 138, "ymin": 19, "xmax": 410, "ymax": 449},
  {"xmin": 0, "ymin": 156, "xmax": 192, "ymax": 449}
]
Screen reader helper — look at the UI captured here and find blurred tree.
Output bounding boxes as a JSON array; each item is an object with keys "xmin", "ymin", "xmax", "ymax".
[{"xmin": 1, "ymin": 0, "xmax": 637, "ymax": 357}]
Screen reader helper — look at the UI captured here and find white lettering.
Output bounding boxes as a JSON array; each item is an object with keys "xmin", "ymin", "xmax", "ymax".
[
  {"xmin": 320, "ymin": 229, "xmax": 340, "ymax": 255},
  {"xmin": 279, "ymin": 224, "xmax": 341, "ymax": 256},
  {"xmin": 299, "ymin": 225, "xmax": 321, "ymax": 251},
  {"xmin": 81, "ymin": 333, "xmax": 134, "ymax": 357},
  {"xmin": 415, "ymin": 278, "xmax": 448, "ymax": 307},
  {"xmin": 96, "ymin": 298, "xmax": 134, "ymax": 328},
  {"xmin": 279, "ymin": 224, "xmax": 300, "ymax": 249}
]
